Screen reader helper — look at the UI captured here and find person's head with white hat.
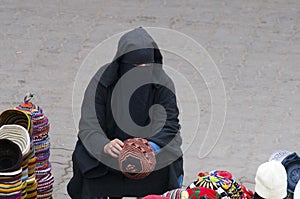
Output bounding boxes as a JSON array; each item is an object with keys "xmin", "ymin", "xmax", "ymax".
[{"xmin": 254, "ymin": 161, "xmax": 287, "ymax": 199}]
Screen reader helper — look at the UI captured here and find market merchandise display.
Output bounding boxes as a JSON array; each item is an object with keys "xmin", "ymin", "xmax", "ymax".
[
  {"xmin": 16, "ymin": 93, "xmax": 54, "ymax": 199},
  {"xmin": 0, "ymin": 109, "xmax": 37, "ymax": 199},
  {"xmin": 0, "ymin": 139, "xmax": 23, "ymax": 199}
]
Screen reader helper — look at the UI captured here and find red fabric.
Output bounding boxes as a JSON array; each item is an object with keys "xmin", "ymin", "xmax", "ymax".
[
  {"xmin": 240, "ymin": 185, "xmax": 254, "ymax": 199},
  {"xmin": 199, "ymin": 170, "xmax": 232, "ymax": 179},
  {"xmin": 198, "ymin": 172, "xmax": 209, "ymax": 177},
  {"xmin": 213, "ymin": 170, "xmax": 232, "ymax": 179},
  {"xmin": 142, "ymin": 195, "xmax": 169, "ymax": 199},
  {"xmin": 186, "ymin": 187, "xmax": 219, "ymax": 199}
]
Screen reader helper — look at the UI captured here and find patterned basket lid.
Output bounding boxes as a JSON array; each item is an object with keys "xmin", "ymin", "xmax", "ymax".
[{"xmin": 118, "ymin": 138, "xmax": 156, "ymax": 179}]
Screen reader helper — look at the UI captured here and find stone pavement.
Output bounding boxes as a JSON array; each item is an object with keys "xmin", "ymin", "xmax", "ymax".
[{"xmin": 0, "ymin": 0, "xmax": 300, "ymax": 198}]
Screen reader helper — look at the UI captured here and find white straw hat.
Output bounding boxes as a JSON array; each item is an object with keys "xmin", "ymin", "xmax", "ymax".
[{"xmin": 0, "ymin": 125, "xmax": 30, "ymax": 156}]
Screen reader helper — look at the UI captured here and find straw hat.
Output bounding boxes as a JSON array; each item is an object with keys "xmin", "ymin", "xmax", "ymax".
[
  {"xmin": 0, "ymin": 125, "xmax": 30, "ymax": 156},
  {"xmin": 0, "ymin": 109, "xmax": 31, "ymax": 135},
  {"xmin": 0, "ymin": 139, "xmax": 22, "ymax": 172}
]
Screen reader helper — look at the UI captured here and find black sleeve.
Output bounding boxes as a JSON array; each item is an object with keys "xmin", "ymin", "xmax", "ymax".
[
  {"xmin": 147, "ymin": 81, "xmax": 183, "ymax": 164},
  {"xmin": 78, "ymin": 69, "xmax": 110, "ymax": 161},
  {"xmin": 148, "ymin": 86, "xmax": 181, "ymax": 144}
]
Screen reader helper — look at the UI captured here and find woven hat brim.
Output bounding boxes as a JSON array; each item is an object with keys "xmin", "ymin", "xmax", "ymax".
[
  {"xmin": 0, "ymin": 109, "xmax": 31, "ymax": 133},
  {"xmin": 0, "ymin": 125, "xmax": 30, "ymax": 156},
  {"xmin": 0, "ymin": 168, "xmax": 22, "ymax": 176}
]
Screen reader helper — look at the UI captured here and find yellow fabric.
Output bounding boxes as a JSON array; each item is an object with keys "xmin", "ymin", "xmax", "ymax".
[
  {"xmin": 0, "ymin": 180, "xmax": 22, "ymax": 188},
  {"xmin": 0, "ymin": 183, "xmax": 22, "ymax": 193}
]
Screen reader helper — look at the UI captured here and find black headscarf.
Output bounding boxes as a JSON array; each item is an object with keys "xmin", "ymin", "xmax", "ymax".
[{"xmin": 115, "ymin": 48, "xmax": 156, "ymax": 138}]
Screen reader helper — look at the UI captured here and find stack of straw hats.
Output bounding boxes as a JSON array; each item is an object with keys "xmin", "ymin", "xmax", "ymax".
[
  {"xmin": 0, "ymin": 138, "xmax": 23, "ymax": 199},
  {"xmin": 0, "ymin": 109, "xmax": 37, "ymax": 199},
  {"xmin": 16, "ymin": 93, "xmax": 53, "ymax": 199}
]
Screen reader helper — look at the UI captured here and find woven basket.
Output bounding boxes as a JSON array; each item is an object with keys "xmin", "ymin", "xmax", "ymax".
[{"xmin": 118, "ymin": 138, "xmax": 156, "ymax": 179}]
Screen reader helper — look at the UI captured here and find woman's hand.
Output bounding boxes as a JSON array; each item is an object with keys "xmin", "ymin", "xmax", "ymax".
[{"xmin": 103, "ymin": 138, "xmax": 124, "ymax": 158}]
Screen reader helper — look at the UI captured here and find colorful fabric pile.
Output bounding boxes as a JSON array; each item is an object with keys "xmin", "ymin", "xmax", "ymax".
[
  {"xmin": 186, "ymin": 187, "xmax": 220, "ymax": 199},
  {"xmin": 142, "ymin": 169, "xmax": 254, "ymax": 199},
  {"xmin": 0, "ymin": 109, "xmax": 37, "ymax": 199},
  {"xmin": 150, "ymin": 170, "xmax": 254, "ymax": 199},
  {"xmin": 0, "ymin": 139, "xmax": 23, "ymax": 199},
  {"xmin": 16, "ymin": 93, "xmax": 54, "ymax": 199},
  {"xmin": 187, "ymin": 170, "xmax": 247, "ymax": 199}
]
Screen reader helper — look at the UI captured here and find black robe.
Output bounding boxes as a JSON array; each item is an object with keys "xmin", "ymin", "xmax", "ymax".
[{"xmin": 67, "ymin": 27, "xmax": 183, "ymax": 199}]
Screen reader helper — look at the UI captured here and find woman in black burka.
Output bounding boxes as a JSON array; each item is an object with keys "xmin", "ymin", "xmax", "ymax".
[{"xmin": 67, "ymin": 27, "xmax": 183, "ymax": 199}]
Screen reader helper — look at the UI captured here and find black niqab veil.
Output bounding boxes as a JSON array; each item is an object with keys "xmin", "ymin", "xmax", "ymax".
[{"xmin": 115, "ymin": 48, "xmax": 156, "ymax": 138}]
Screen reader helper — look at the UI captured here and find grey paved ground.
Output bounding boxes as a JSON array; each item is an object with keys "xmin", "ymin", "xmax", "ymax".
[{"xmin": 0, "ymin": 0, "xmax": 300, "ymax": 198}]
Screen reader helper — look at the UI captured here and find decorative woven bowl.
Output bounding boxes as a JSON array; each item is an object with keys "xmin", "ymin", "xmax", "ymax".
[{"xmin": 118, "ymin": 138, "xmax": 156, "ymax": 179}]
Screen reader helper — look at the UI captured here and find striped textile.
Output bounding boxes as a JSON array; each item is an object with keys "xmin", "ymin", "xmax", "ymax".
[
  {"xmin": 0, "ymin": 139, "xmax": 23, "ymax": 199},
  {"xmin": 16, "ymin": 93, "xmax": 53, "ymax": 199},
  {"xmin": 0, "ymin": 109, "xmax": 31, "ymax": 134},
  {"xmin": 163, "ymin": 188, "xmax": 188, "ymax": 199}
]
